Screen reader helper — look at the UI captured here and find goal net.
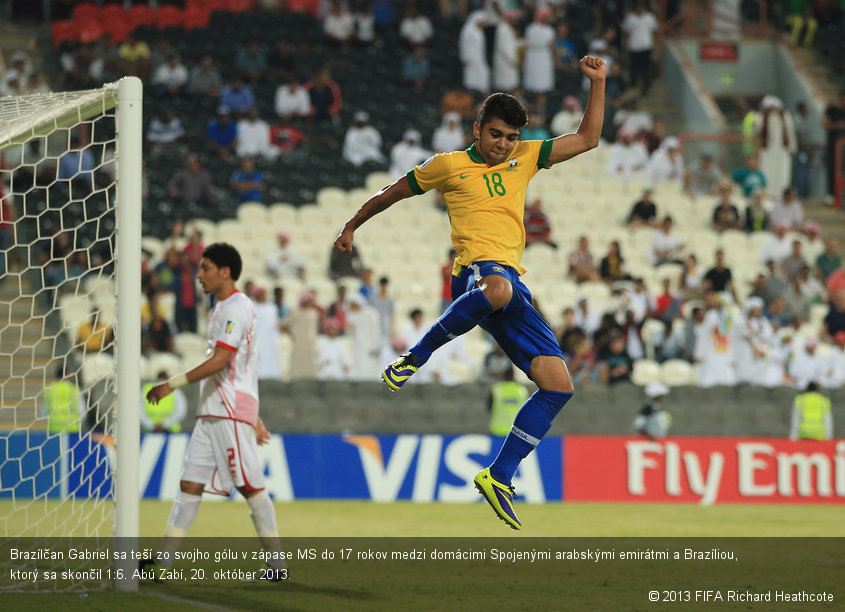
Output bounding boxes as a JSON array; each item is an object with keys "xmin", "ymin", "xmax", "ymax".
[{"xmin": 0, "ymin": 78, "xmax": 142, "ymax": 592}]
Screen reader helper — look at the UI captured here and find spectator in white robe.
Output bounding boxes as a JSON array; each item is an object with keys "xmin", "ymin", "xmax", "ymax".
[
  {"xmin": 821, "ymin": 331, "xmax": 845, "ymax": 389},
  {"xmin": 758, "ymin": 327, "xmax": 791, "ymax": 387},
  {"xmin": 274, "ymin": 78, "xmax": 311, "ymax": 121},
  {"xmin": 265, "ymin": 231, "xmax": 306, "ymax": 279},
  {"xmin": 399, "ymin": 3, "xmax": 433, "ymax": 47},
  {"xmin": 389, "ymin": 129, "xmax": 431, "ymax": 179},
  {"xmin": 647, "ymin": 136, "xmax": 684, "ymax": 186},
  {"xmin": 758, "ymin": 221, "xmax": 792, "ymax": 265},
  {"xmin": 733, "ymin": 297, "xmax": 774, "ymax": 385},
  {"xmin": 459, "ymin": 12, "xmax": 490, "ymax": 95},
  {"xmin": 522, "ymin": 7, "xmax": 556, "ymax": 101},
  {"xmin": 550, "ymin": 96, "xmax": 582, "ymax": 135},
  {"xmin": 236, "ymin": 107, "xmax": 278, "ymax": 160},
  {"xmin": 284, "ymin": 291, "xmax": 320, "ymax": 380},
  {"xmin": 346, "ymin": 293, "xmax": 381, "ymax": 381},
  {"xmin": 606, "ymin": 129, "xmax": 649, "ymax": 181},
  {"xmin": 493, "ymin": 9, "xmax": 521, "ymax": 92},
  {"xmin": 753, "ymin": 95, "xmax": 796, "ymax": 197},
  {"xmin": 342, "ymin": 111, "xmax": 385, "ymax": 167},
  {"xmin": 694, "ymin": 293, "xmax": 737, "ymax": 387},
  {"xmin": 432, "ymin": 112, "xmax": 466, "ymax": 153},
  {"xmin": 316, "ymin": 317, "xmax": 352, "ymax": 380},
  {"xmin": 252, "ymin": 286, "xmax": 282, "ymax": 380},
  {"xmin": 789, "ymin": 337, "xmax": 825, "ymax": 390}
]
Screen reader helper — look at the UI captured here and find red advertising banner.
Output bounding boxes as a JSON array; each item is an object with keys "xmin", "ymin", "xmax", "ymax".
[
  {"xmin": 699, "ymin": 43, "xmax": 738, "ymax": 61},
  {"xmin": 563, "ymin": 436, "xmax": 845, "ymax": 504}
]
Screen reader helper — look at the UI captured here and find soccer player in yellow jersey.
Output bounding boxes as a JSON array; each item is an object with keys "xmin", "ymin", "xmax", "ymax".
[{"xmin": 334, "ymin": 56, "xmax": 607, "ymax": 530}]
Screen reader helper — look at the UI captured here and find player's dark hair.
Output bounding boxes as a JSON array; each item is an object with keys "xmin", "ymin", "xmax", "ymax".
[
  {"xmin": 477, "ymin": 93, "xmax": 527, "ymax": 129},
  {"xmin": 202, "ymin": 242, "xmax": 243, "ymax": 280}
]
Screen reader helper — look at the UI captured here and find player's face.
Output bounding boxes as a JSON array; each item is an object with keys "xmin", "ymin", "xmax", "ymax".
[
  {"xmin": 197, "ymin": 257, "xmax": 223, "ymax": 294},
  {"xmin": 474, "ymin": 118, "xmax": 520, "ymax": 165}
]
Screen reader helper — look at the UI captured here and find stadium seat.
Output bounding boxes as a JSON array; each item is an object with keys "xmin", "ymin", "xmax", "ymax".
[
  {"xmin": 365, "ymin": 172, "xmax": 393, "ymax": 193},
  {"xmin": 103, "ymin": 18, "xmax": 133, "ymax": 45},
  {"xmin": 149, "ymin": 352, "xmax": 183, "ymax": 378},
  {"xmin": 52, "ymin": 20, "xmax": 78, "ymax": 47},
  {"xmin": 639, "ymin": 318, "xmax": 667, "ymax": 360},
  {"xmin": 100, "ymin": 4, "xmax": 126, "ymax": 22},
  {"xmin": 129, "ymin": 4, "xmax": 156, "ymax": 27},
  {"xmin": 269, "ymin": 203, "xmax": 297, "ymax": 225},
  {"xmin": 156, "ymin": 6, "xmax": 183, "ymax": 29},
  {"xmin": 173, "ymin": 332, "xmax": 207, "ymax": 357},
  {"xmin": 82, "ymin": 354, "xmax": 115, "ymax": 383},
  {"xmin": 227, "ymin": 0, "xmax": 255, "ymax": 12},
  {"xmin": 661, "ymin": 359, "xmax": 696, "ymax": 387},
  {"xmin": 77, "ymin": 19, "xmax": 104, "ymax": 44},
  {"xmin": 183, "ymin": 4, "xmax": 211, "ymax": 29},
  {"xmin": 631, "ymin": 359, "xmax": 661, "ymax": 386},
  {"xmin": 236, "ymin": 202, "xmax": 269, "ymax": 225},
  {"xmin": 72, "ymin": 3, "xmax": 99, "ymax": 22},
  {"xmin": 59, "ymin": 295, "xmax": 90, "ymax": 333}
]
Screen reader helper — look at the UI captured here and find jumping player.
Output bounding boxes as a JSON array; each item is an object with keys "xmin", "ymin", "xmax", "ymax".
[
  {"xmin": 145, "ymin": 243, "xmax": 285, "ymax": 576},
  {"xmin": 334, "ymin": 56, "xmax": 606, "ymax": 530}
]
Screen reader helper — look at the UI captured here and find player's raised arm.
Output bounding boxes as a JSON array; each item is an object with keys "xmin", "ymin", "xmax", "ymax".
[
  {"xmin": 334, "ymin": 175, "xmax": 416, "ymax": 252},
  {"xmin": 546, "ymin": 56, "xmax": 607, "ymax": 166},
  {"xmin": 146, "ymin": 344, "xmax": 232, "ymax": 404}
]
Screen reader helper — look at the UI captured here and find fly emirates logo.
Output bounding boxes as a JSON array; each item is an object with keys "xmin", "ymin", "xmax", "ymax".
[{"xmin": 625, "ymin": 440, "xmax": 845, "ymax": 505}]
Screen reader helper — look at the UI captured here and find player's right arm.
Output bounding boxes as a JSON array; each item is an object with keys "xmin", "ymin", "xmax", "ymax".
[
  {"xmin": 333, "ymin": 176, "xmax": 416, "ymax": 252},
  {"xmin": 146, "ymin": 345, "xmax": 233, "ymax": 404}
]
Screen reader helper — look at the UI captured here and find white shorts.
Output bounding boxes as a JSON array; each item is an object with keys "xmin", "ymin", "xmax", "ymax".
[{"xmin": 182, "ymin": 417, "xmax": 265, "ymax": 496}]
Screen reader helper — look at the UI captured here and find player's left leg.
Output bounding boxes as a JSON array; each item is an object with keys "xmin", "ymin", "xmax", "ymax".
[
  {"xmin": 473, "ymin": 277, "xmax": 574, "ymax": 529},
  {"xmin": 233, "ymin": 422, "xmax": 286, "ymax": 579}
]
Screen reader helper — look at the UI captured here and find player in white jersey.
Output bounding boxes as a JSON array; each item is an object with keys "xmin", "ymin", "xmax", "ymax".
[{"xmin": 144, "ymin": 243, "xmax": 285, "ymax": 579}]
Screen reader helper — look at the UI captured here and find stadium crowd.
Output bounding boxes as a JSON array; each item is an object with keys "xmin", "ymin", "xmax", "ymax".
[{"xmin": 0, "ymin": 0, "xmax": 844, "ymax": 392}]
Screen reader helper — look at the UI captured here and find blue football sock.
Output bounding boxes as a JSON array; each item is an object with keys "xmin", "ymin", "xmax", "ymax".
[
  {"xmin": 489, "ymin": 389, "xmax": 573, "ymax": 486},
  {"xmin": 409, "ymin": 288, "xmax": 494, "ymax": 363}
]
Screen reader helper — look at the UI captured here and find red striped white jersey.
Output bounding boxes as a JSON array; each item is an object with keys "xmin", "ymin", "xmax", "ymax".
[{"xmin": 196, "ymin": 290, "xmax": 259, "ymax": 427}]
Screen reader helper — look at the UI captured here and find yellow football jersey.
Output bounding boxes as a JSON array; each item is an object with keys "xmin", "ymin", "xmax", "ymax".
[{"xmin": 407, "ymin": 140, "xmax": 553, "ymax": 275}]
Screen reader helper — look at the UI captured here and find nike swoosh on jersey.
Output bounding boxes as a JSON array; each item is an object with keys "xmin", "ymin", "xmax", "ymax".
[{"xmin": 459, "ymin": 173, "xmax": 470, "ymax": 179}]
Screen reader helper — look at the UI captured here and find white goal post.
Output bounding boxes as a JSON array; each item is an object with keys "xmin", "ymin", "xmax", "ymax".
[{"xmin": 0, "ymin": 77, "xmax": 142, "ymax": 592}]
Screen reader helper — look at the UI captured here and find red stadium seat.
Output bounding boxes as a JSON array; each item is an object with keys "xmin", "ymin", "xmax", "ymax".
[
  {"xmin": 285, "ymin": 0, "xmax": 319, "ymax": 15},
  {"xmin": 129, "ymin": 4, "xmax": 156, "ymax": 28},
  {"xmin": 100, "ymin": 4, "xmax": 127, "ymax": 23},
  {"xmin": 104, "ymin": 17, "xmax": 134, "ymax": 44},
  {"xmin": 155, "ymin": 6, "xmax": 183, "ymax": 29},
  {"xmin": 72, "ymin": 3, "xmax": 100, "ymax": 23},
  {"xmin": 226, "ymin": 0, "xmax": 255, "ymax": 12},
  {"xmin": 77, "ymin": 19, "xmax": 104, "ymax": 44},
  {"xmin": 200, "ymin": 0, "xmax": 228, "ymax": 12},
  {"xmin": 183, "ymin": 5, "xmax": 211, "ymax": 29},
  {"xmin": 52, "ymin": 20, "xmax": 79, "ymax": 47}
]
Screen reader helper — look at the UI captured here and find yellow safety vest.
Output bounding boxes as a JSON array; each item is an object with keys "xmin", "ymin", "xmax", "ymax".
[
  {"xmin": 795, "ymin": 392, "xmax": 831, "ymax": 440},
  {"xmin": 142, "ymin": 382, "xmax": 181, "ymax": 433},
  {"xmin": 489, "ymin": 381, "xmax": 529, "ymax": 437},
  {"xmin": 43, "ymin": 381, "xmax": 81, "ymax": 433}
]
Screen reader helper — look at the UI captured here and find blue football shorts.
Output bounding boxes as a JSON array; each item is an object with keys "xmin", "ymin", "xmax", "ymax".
[{"xmin": 451, "ymin": 260, "xmax": 565, "ymax": 375}]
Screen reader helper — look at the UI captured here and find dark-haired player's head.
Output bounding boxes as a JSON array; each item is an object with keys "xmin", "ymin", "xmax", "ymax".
[
  {"xmin": 476, "ymin": 93, "xmax": 528, "ymax": 130},
  {"xmin": 202, "ymin": 242, "xmax": 242, "ymax": 280},
  {"xmin": 473, "ymin": 93, "xmax": 528, "ymax": 166}
]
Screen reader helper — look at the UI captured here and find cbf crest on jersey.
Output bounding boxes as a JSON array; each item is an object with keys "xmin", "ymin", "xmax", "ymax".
[
  {"xmin": 225, "ymin": 320, "xmax": 234, "ymax": 333},
  {"xmin": 509, "ymin": 159, "xmax": 518, "ymax": 167}
]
